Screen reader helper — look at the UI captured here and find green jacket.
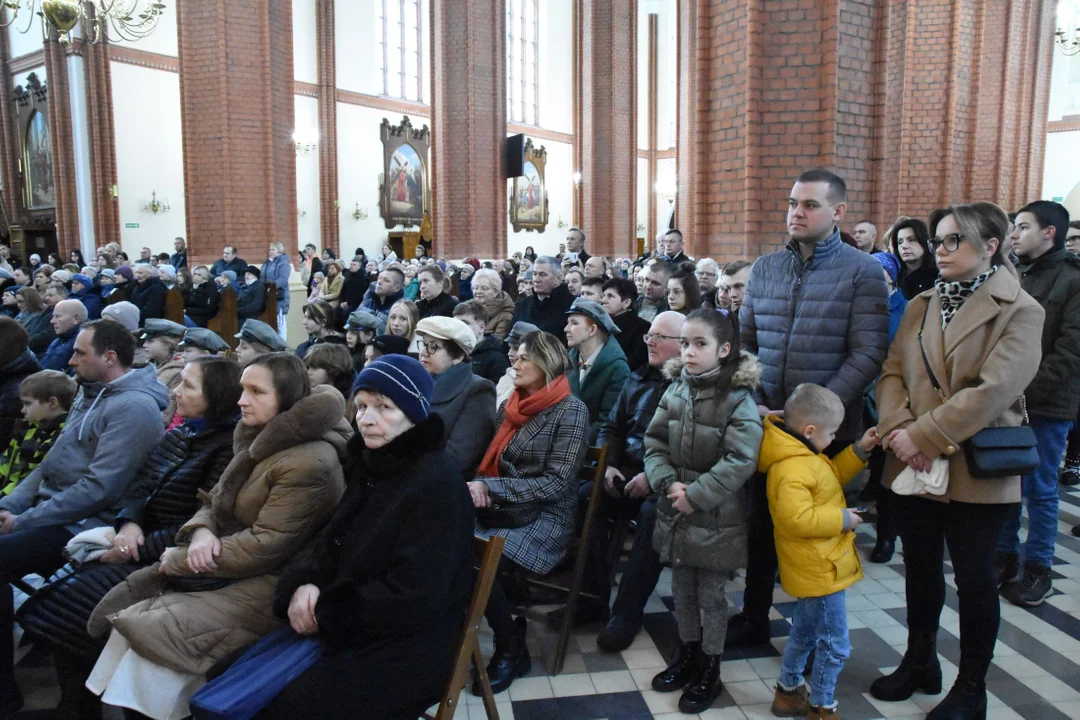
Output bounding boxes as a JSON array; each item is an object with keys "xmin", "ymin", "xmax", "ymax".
[
  {"xmin": 568, "ymin": 334, "xmax": 630, "ymax": 444},
  {"xmin": 645, "ymin": 352, "xmax": 763, "ymax": 572},
  {"xmin": 1017, "ymin": 248, "xmax": 1080, "ymax": 421},
  {"xmin": 0, "ymin": 414, "xmax": 66, "ymax": 496}
]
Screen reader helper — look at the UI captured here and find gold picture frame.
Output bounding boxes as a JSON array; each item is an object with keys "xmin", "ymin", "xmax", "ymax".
[
  {"xmin": 379, "ymin": 116, "xmax": 430, "ymax": 229},
  {"xmin": 510, "ymin": 139, "xmax": 548, "ymax": 233}
]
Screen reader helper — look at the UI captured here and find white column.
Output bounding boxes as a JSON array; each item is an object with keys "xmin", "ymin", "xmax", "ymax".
[{"xmin": 66, "ymin": 53, "xmax": 95, "ymax": 260}]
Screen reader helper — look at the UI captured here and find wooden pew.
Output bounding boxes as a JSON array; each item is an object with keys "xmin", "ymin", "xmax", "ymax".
[
  {"xmin": 164, "ymin": 287, "xmax": 185, "ymax": 325},
  {"xmin": 256, "ymin": 281, "xmax": 277, "ymax": 328},
  {"xmin": 207, "ymin": 286, "xmax": 239, "ymax": 348}
]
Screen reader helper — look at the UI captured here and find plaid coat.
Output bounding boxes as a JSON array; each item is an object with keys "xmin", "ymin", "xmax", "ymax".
[{"xmin": 474, "ymin": 393, "xmax": 589, "ymax": 574}]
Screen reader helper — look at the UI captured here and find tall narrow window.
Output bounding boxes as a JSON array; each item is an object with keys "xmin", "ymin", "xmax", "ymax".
[
  {"xmin": 377, "ymin": 0, "xmax": 423, "ymax": 101},
  {"xmin": 506, "ymin": 0, "xmax": 538, "ymax": 125}
]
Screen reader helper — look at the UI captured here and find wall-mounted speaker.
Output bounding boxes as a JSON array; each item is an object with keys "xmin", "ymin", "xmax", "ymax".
[{"xmin": 506, "ymin": 133, "xmax": 525, "ymax": 178}]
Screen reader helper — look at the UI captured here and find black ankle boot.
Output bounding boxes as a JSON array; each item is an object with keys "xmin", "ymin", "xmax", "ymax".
[
  {"xmin": 927, "ymin": 677, "xmax": 987, "ymax": 720},
  {"xmin": 678, "ymin": 652, "xmax": 723, "ymax": 713},
  {"xmin": 651, "ymin": 640, "xmax": 703, "ymax": 693},
  {"xmin": 869, "ymin": 629, "xmax": 942, "ymax": 701},
  {"xmin": 475, "ymin": 617, "xmax": 531, "ymax": 695},
  {"xmin": 871, "ymin": 536, "xmax": 895, "ymax": 563}
]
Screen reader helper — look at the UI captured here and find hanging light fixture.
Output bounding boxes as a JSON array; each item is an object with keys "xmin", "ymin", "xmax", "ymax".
[
  {"xmin": 0, "ymin": 0, "xmax": 167, "ymax": 45},
  {"xmin": 1057, "ymin": 0, "xmax": 1080, "ymax": 56}
]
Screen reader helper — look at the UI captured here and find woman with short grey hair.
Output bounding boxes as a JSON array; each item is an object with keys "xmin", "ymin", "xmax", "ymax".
[{"xmin": 471, "ymin": 268, "xmax": 516, "ymax": 341}]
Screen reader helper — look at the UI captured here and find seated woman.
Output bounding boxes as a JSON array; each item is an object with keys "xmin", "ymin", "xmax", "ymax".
[
  {"xmin": 415, "ymin": 316, "xmax": 496, "ymax": 478},
  {"xmin": 304, "ymin": 343, "xmax": 356, "ymax": 403},
  {"xmin": 257, "ymin": 356, "xmax": 475, "ymax": 718},
  {"xmin": 386, "ymin": 298, "xmax": 421, "ymax": 354},
  {"xmin": 468, "ymin": 331, "xmax": 589, "ymax": 695},
  {"xmin": 236, "ymin": 265, "xmax": 267, "ymax": 322},
  {"xmin": 83, "ymin": 353, "xmax": 350, "ymax": 720},
  {"xmin": 15, "ymin": 356, "xmax": 242, "ymax": 717},
  {"xmin": 666, "ymin": 265, "xmax": 701, "ymax": 315},
  {"xmin": 184, "ymin": 266, "xmax": 220, "ymax": 328},
  {"xmin": 296, "ymin": 300, "xmax": 346, "ymax": 359}
]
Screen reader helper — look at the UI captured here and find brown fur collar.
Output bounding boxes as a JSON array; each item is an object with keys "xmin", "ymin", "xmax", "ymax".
[{"xmin": 662, "ymin": 349, "xmax": 763, "ymax": 390}]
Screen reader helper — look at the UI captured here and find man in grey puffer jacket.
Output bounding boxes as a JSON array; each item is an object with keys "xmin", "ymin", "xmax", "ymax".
[{"xmin": 727, "ymin": 168, "xmax": 889, "ymax": 649}]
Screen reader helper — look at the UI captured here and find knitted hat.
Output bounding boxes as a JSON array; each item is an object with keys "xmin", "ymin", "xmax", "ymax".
[
  {"xmin": 101, "ymin": 301, "xmax": 140, "ymax": 333},
  {"xmin": 350, "ymin": 354, "xmax": 433, "ymax": 423},
  {"xmin": 114, "ymin": 266, "xmax": 134, "ymax": 281},
  {"xmin": 221, "ymin": 270, "xmax": 237, "ymax": 285},
  {"xmin": 158, "ymin": 264, "xmax": 177, "ymax": 281},
  {"xmin": 244, "ymin": 265, "xmax": 262, "ymax": 280},
  {"xmin": 874, "ymin": 252, "xmax": 902, "ymax": 285},
  {"xmin": 100, "ymin": 268, "xmax": 116, "ymax": 280},
  {"xmin": 71, "ymin": 273, "xmax": 93, "ymax": 289},
  {"xmin": 51, "ymin": 270, "xmax": 73, "ymax": 285}
]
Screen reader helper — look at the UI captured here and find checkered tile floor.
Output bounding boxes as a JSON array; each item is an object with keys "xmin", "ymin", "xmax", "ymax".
[{"xmin": 13, "ymin": 483, "xmax": 1080, "ymax": 719}]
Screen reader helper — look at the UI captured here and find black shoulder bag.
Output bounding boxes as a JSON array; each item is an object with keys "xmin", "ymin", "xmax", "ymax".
[{"xmin": 917, "ymin": 304, "xmax": 1038, "ymax": 478}]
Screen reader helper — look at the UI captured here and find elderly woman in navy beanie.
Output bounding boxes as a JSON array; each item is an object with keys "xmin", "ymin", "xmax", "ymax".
[{"xmin": 259, "ymin": 354, "xmax": 476, "ymax": 719}]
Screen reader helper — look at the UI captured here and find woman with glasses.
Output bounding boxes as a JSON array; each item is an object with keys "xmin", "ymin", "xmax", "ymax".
[
  {"xmin": 888, "ymin": 216, "xmax": 939, "ymax": 299},
  {"xmin": 666, "ymin": 266, "xmax": 701, "ymax": 315},
  {"xmin": 871, "ymin": 203, "xmax": 1043, "ymax": 720},
  {"xmin": 414, "ymin": 316, "xmax": 496, "ymax": 478}
]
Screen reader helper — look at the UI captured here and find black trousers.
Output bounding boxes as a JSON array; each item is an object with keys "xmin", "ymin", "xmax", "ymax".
[
  {"xmin": 864, "ymin": 446, "xmax": 896, "ymax": 540},
  {"xmin": 891, "ymin": 493, "xmax": 1013, "ymax": 683},
  {"xmin": 1, "ymin": 524, "xmax": 73, "ymax": 701}
]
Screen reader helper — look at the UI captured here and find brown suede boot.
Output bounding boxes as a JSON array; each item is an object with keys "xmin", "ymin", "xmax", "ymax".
[
  {"xmin": 770, "ymin": 683, "xmax": 809, "ymax": 717},
  {"xmin": 806, "ymin": 704, "xmax": 839, "ymax": 719}
]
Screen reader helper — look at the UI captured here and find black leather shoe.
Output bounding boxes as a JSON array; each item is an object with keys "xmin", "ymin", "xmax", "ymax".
[
  {"xmin": 724, "ymin": 612, "xmax": 770, "ymax": 649},
  {"xmin": 651, "ymin": 641, "xmax": 703, "ymax": 693},
  {"xmin": 596, "ymin": 615, "xmax": 641, "ymax": 652},
  {"xmin": 927, "ymin": 676, "xmax": 987, "ymax": 720},
  {"xmin": 474, "ymin": 617, "xmax": 531, "ymax": 696},
  {"xmin": 1073, "ymin": 525, "xmax": 1080, "ymax": 537},
  {"xmin": 1060, "ymin": 458, "xmax": 1080, "ymax": 486},
  {"xmin": 678, "ymin": 652, "xmax": 723, "ymax": 713},
  {"xmin": 870, "ymin": 629, "xmax": 942, "ymax": 701},
  {"xmin": 870, "ymin": 536, "xmax": 895, "ymax": 563}
]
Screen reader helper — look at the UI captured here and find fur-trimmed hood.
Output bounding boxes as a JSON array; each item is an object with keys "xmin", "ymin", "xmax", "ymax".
[{"xmin": 661, "ymin": 349, "xmax": 763, "ymax": 391}]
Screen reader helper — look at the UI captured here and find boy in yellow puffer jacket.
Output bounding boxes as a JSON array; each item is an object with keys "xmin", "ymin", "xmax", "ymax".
[{"xmin": 760, "ymin": 384, "xmax": 880, "ymax": 720}]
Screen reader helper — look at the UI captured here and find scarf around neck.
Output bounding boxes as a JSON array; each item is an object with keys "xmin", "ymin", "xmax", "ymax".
[
  {"xmin": 935, "ymin": 265, "xmax": 997, "ymax": 329},
  {"xmin": 477, "ymin": 374, "xmax": 571, "ymax": 479}
]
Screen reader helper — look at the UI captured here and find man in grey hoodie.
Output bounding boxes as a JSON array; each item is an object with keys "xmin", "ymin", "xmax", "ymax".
[{"xmin": 0, "ymin": 319, "xmax": 168, "ymax": 714}]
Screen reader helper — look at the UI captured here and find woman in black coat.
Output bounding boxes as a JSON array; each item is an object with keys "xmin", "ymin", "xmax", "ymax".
[
  {"xmin": 260, "ymin": 355, "xmax": 475, "ymax": 720},
  {"xmin": 15, "ymin": 357, "xmax": 241, "ymax": 716},
  {"xmin": 185, "ymin": 266, "xmax": 220, "ymax": 327},
  {"xmin": 237, "ymin": 266, "xmax": 267, "ymax": 321},
  {"xmin": 129, "ymin": 265, "xmax": 168, "ymax": 325},
  {"xmin": 889, "ymin": 216, "xmax": 938, "ymax": 299}
]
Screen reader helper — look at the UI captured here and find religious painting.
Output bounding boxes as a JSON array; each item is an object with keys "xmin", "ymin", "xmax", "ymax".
[
  {"xmin": 510, "ymin": 139, "xmax": 548, "ymax": 232},
  {"xmin": 380, "ymin": 116, "xmax": 431, "ymax": 229},
  {"xmin": 24, "ymin": 110, "xmax": 55, "ymax": 210}
]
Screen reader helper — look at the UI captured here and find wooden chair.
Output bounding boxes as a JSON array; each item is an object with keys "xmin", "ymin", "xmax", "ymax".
[
  {"xmin": 163, "ymin": 286, "xmax": 185, "ymax": 325},
  {"xmin": 423, "ymin": 535, "xmax": 505, "ymax": 720},
  {"xmin": 522, "ymin": 444, "xmax": 609, "ymax": 676},
  {"xmin": 256, "ymin": 281, "xmax": 278, "ymax": 328},
  {"xmin": 207, "ymin": 286, "xmax": 238, "ymax": 348}
]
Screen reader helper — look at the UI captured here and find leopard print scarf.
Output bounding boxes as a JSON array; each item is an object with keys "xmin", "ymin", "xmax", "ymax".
[{"xmin": 935, "ymin": 265, "xmax": 998, "ymax": 329}]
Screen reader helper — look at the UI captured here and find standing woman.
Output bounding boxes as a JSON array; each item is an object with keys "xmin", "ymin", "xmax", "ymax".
[
  {"xmin": 872, "ymin": 203, "xmax": 1044, "ymax": 719},
  {"xmin": 84, "ymin": 354, "xmax": 350, "ymax": 719},
  {"xmin": 296, "ymin": 300, "xmax": 346, "ymax": 359},
  {"xmin": 469, "ymin": 332, "xmax": 589, "ymax": 695},
  {"xmin": 889, "ymin": 216, "xmax": 938, "ymax": 299},
  {"xmin": 666, "ymin": 266, "xmax": 701, "ymax": 315}
]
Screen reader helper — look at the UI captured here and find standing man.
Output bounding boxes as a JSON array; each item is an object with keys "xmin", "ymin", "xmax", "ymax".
[
  {"xmin": 41, "ymin": 300, "xmax": 88, "ymax": 372},
  {"xmin": 301, "ymin": 243, "xmax": 323, "ymax": 291},
  {"xmin": 566, "ymin": 228, "xmax": 591, "ymax": 265},
  {"xmin": 169, "ymin": 237, "xmax": 188, "ymax": 269},
  {"xmin": 996, "ymin": 201, "xmax": 1080, "ymax": 606},
  {"xmin": 138, "ymin": 247, "xmax": 153, "ymax": 264},
  {"xmin": 211, "ymin": 245, "xmax": 248, "ymax": 278},
  {"xmin": 512, "ymin": 256, "xmax": 575, "ymax": 344},
  {"xmin": 261, "ymin": 241, "xmax": 292, "ymax": 339},
  {"xmin": 361, "ymin": 266, "xmax": 406, "ymax": 334},
  {"xmin": 0, "ymin": 320, "xmax": 168, "ymax": 714},
  {"xmin": 663, "ymin": 229, "xmax": 691, "ymax": 264},
  {"xmin": 636, "ymin": 261, "xmax": 672, "ymax": 322},
  {"xmin": 695, "ymin": 259, "xmax": 720, "ymax": 308},
  {"xmin": 850, "ymin": 220, "xmax": 880, "ymax": 254},
  {"xmin": 731, "ymin": 168, "xmax": 889, "ymax": 647},
  {"xmin": 717, "ymin": 260, "xmax": 751, "ymax": 314},
  {"xmin": 416, "ymin": 264, "xmax": 457, "ymax": 318}
]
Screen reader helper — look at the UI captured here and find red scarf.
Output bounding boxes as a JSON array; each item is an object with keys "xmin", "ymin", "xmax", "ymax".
[{"xmin": 477, "ymin": 375, "xmax": 571, "ymax": 479}]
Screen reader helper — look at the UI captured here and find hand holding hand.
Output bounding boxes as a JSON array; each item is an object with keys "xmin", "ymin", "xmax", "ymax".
[
  {"xmin": 467, "ymin": 481, "xmax": 491, "ymax": 508},
  {"xmin": 858, "ymin": 427, "xmax": 882, "ymax": 453},
  {"xmin": 625, "ymin": 473, "xmax": 650, "ymax": 499},
  {"xmin": 603, "ymin": 467, "xmax": 625, "ymax": 498},
  {"xmin": 114, "ymin": 522, "xmax": 145, "ymax": 563},
  {"xmin": 885, "ymin": 429, "xmax": 920, "ymax": 464},
  {"xmin": 288, "ymin": 584, "xmax": 321, "ymax": 635},
  {"xmin": 186, "ymin": 528, "xmax": 221, "ymax": 574},
  {"xmin": 158, "ymin": 547, "xmax": 180, "ymax": 574}
]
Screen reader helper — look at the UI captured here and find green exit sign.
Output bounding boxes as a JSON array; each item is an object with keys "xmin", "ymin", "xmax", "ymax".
[
  {"xmin": 125, "ymin": 223, "xmax": 140, "ymax": 229},
  {"xmin": 1053, "ymin": 197, "xmax": 1064, "ymax": 202}
]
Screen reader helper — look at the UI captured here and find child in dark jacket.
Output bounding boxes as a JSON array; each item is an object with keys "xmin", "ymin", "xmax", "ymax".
[{"xmin": 0, "ymin": 370, "xmax": 76, "ymax": 496}]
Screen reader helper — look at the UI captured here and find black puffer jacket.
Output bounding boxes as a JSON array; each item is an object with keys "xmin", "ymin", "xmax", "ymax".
[
  {"xmin": 416, "ymin": 291, "xmax": 458, "ymax": 319},
  {"xmin": 185, "ymin": 282, "xmax": 220, "ymax": 327},
  {"xmin": 130, "ymin": 277, "xmax": 168, "ymax": 325},
  {"xmin": 471, "ymin": 334, "xmax": 510, "ymax": 385},
  {"xmin": 597, "ymin": 363, "xmax": 671, "ymax": 477},
  {"xmin": 1018, "ymin": 248, "xmax": 1080, "ymax": 421},
  {"xmin": 236, "ymin": 280, "xmax": 266, "ymax": 321},
  {"xmin": 15, "ymin": 419, "xmax": 236, "ymax": 658}
]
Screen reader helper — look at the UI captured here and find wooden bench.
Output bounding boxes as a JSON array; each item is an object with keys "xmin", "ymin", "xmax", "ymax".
[
  {"xmin": 163, "ymin": 286, "xmax": 185, "ymax": 325},
  {"xmin": 207, "ymin": 286, "xmax": 238, "ymax": 348},
  {"xmin": 256, "ymin": 281, "xmax": 278, "ymax": 328}
]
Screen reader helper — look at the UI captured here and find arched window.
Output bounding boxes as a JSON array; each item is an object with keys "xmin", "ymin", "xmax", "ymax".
[
  {"xmin": 506, "ymin": 0, "xmax": 538, "ymax": 125},
  {"xmin": 377, "ymin": 0, "xmax": 422, "ymax": 101}
]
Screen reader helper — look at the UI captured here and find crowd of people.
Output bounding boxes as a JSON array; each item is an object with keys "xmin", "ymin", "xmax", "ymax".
[{"xmin": 0, "ymin": 166, "xmax": 1076, "ymax": 719}]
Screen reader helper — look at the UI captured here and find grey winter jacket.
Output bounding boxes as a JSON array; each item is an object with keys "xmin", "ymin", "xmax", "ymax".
[
  {"xmin": 645, "ymin": 352, "xmax": 764, "ymax": 572},
  {"xmin": 740, "ymin": 229, "xmax": 889, "ymax": 440},
  {"xmin": 0, "ymin": 365, "xmax": 170, "ymax": 533},
  {"xmin": 260, "ymin": 254, "xmax": 292, "ymax": 312}
]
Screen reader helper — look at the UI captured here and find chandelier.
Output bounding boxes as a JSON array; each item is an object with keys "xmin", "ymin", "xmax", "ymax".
[
  {"xmin": 0, "ymin": 0, "xmax": 166, "ymax": 45},
  {"xmin": 1058, "ymin": 0, "xmax": 1080, "ymax": 56}
]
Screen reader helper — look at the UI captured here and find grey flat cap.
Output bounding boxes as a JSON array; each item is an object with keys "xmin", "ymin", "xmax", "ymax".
[
  {"xmin": 179, "ymin": 327, "xmax": 230, "ymax": 353},
  {"xmin": 235, "ymin": 319, "xmax": 288, "ymax": 351},
  {"xmin": 566, "ymin": 297, "xmax": 619, "ymax": 335}
]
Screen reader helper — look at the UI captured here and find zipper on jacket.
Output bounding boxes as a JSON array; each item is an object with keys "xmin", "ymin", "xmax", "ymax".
[{"xmin": 779, "ymin": 254, "xmax": 807, "ymax": 402}]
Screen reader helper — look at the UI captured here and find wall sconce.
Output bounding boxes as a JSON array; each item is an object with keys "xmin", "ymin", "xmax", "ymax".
[
  {"xmin": 556, "ymin": 214, "xmax": 566, "ymax": 230},
  {"xmin": 143, "ymin": 191, "xmax": 170, "ymax": 214},
  {"xmin": 572, "ymin": 171, "xmax": 582, "ymax": 187},
  {"xmin": 292, "ymin": 130, "xmax": 318, "ymax": 157},
  {"xmin": 108, "ymin": 184, "xmax": 118, "ymax": 200},
  {"xmin": 654, "ymin": 179, "xmax": 676, "ymax": 205},
  {"xmin": 298, "ymin": 207, "xmax": 308, "ymax": 218},
  {"xmin": 353, "ymin": 203, "xmax": 369, "ymax": 221}
]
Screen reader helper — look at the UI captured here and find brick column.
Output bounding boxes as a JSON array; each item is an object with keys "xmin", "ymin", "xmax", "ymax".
[
  {"xmin": 677, "ymin": 0, "xmax": 1057, "ymax": 263},
  {"xmin": 176, "ymin": 0, "xmax": 297, "ymax": 266},
  {"xmin": 0, "ymin": 22, "xmax": 21, "ymax": 225},
  {"xmin": 579, "ymin": 0, "xmax": 636, "ymax": 258},
  {"xmin": 315, "ymin": 0, "xmax": 339, "ymax": 255},
  {"xmin": 44, "ymin": 34, "xmax": 79, "ymax": 258},
  {"xmin": 430, "ymin": 0, "xmax": 506, "ymax": 260},
  {"xmin": 83, "ymin": 35, "xmax": 120, "ymax": 248}
]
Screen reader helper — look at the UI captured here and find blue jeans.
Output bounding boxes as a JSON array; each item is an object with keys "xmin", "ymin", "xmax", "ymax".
[
  {"xmin": 779, "ymin": 591, "xmax": 850, "ymax": 708},
  {"xmin": 996, "ymin": 419, "xmax": 1072, "ymax": 568}
]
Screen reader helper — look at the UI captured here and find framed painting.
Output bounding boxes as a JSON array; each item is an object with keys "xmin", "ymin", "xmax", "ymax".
[
  {"xmin": 379, "ymin": 116, "xmax": 430, "ymax": 229},
  {"xmin": 510, "ymin": 139, "xmax": 548, "ymax": 233}
]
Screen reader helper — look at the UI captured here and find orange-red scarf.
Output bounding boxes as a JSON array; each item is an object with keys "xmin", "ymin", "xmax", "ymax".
[{"xmin": 477, "ymin": 375, "xmax": 571, "ymax": 479}]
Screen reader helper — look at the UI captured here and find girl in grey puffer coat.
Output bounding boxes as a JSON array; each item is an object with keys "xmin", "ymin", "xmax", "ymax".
[{"xmin": 643, "ymin": 308, "xmax": 763, "ymax": 712}]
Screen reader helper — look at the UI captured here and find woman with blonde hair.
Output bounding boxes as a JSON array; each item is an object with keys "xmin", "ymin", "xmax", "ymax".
[
  {"xmin": 316, "ymin": 261, "xmax": 344, "ymax": 304},
  {"xmin": 387, "ymin": 299, "xmax": 421, "ymax": 354}
]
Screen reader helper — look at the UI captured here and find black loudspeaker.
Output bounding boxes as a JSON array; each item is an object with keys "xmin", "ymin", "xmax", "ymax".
[{"xmin": 506, "ymin": 133, "xmax": 525, "ymax": 178}]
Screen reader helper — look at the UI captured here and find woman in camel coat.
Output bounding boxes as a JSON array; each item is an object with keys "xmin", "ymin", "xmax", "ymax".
[{"xmin": 871, "ymin": 203, "xmax": 1044, "ymax": 720}]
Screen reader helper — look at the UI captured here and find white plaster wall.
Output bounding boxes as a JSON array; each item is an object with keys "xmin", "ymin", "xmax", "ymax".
[
  {"xmin": 1048, "ymin": 48, "xmax": 1080, "ymax": 121},
  {"xmin": 7, "ymin": 18, "xmax": 45, "ymax": 60},
  {"xmin": 293, "ymin": 0, "xmax": 318, "ymax": 84},
  {"xmin": 1043, "ymin": 131, "xmax": 1080, "ymax": 214},
  {"xmin": 295, "ymin": 95, "xmax": 322, "ymax": 251},
  {"xmin": 109, "ymin": 2, "xmax": 179, "ymax": 57},
  {"xmin": 636, "ymin": 156, "xmax": 648, "ymax": 240},
  {"xmin": 637, "ymin": 0, "xmax": 649, "ymax": 151},
  {"xmin": 506, "ymin": 138, "xmax": 572, "ymax": 257},
  {"xmin": 655, "ymin": 156, "xmax": 675, "ymax": 233},
  {"xmin": 657, "ymin": 0, "xmax": 677, "ymax": 150},
  {"xmin": 336, "ymin": 0, "xmax": 382, "ymax": 95},
  {"xmin": 538, "ymin": 0, "xmax": 572, "ymax": 134},
  {"xmin": 110, "ymin": 63, "xmax": 186, "ymax": 257},
  {"xmin": 336, "ymin": 102, "xmax": 430, "ymax": 257}
]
